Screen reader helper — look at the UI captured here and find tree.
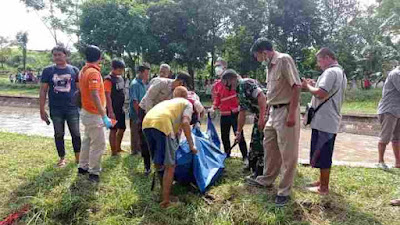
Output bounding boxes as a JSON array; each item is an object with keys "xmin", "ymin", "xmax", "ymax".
[
  {"xmin": 16, "ymin": 32, "xmax": 29, "ymax": 72},
  {"xmin": 80, "ymin": 0, "xmax": 155, "ymax": 74},
  {"xmin": 376, "ymin": 0, "xmax": 400, "ymax": 36},
  {"xmin": 0, "ymin": 36, "xmax": 13, "ymax": 68},
  {"xmin": 147, "ymin": 0, "xmax": 219, "ymax": 86},
  {"xmin": 21, "ymin": 0, "xmax": 82, "ymax": 45},
  {"xmin": 317, "ymin": 0, "xmax": 358, "ymax": 45},
  {"xmin": 222, "ymin": 26, "xmax": 262, "ymax": 79},
  {"xmin": 266, "ymin": 0, "xmax": 323, "ymax": 61}
]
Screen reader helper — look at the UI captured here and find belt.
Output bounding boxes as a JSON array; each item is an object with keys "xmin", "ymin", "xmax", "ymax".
[{"xmin": 271, "ymin": 104, "xmax": 289, "ymax": 109}]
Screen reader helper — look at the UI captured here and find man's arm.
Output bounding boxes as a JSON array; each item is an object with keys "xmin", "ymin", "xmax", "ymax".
[
  {"xmin": 133, "ymin": 100, "xmax": 139, "ymax": 113},
  {"xmin": 39, "ymin": 83, "xmax": 50, "ymax": 123},
  {"xmin": 90, "ymin": 90, "xmax": 106, "ymax": 117},
  {"xmin": 282, "ymin": 56, "xmax": 301, "ymax": 127},
  {"xmin": 105, "ymin": 92, "xmax": 115, "ymax": 119},
  {"xmin": 212, "ymin": 83, "xmax": 221, "ymax": 110},
  {"xmin": 286, "ymin": 85, "xmax": 301, "ymax": 127},
  {"xmin": 142, "ymin": 82, "xmax": 162, "ymax": 112},
  {"xmin": 104, "ymin": 80, "xmax": 115, "ymax": 119},
  {"xmin": 303, "ymin": 81, "xmax": 329, "ymax": 99},
  {"xmin": 234, "ymin": 110, "xmax": 246, "ymax": 143},
  {"xmin": 257, "ymin": 92, "xmax": 267, "ymax": 131},
  {"xmin": 181, "ymin": 116, "xmax": 197, "ymax": 154}
]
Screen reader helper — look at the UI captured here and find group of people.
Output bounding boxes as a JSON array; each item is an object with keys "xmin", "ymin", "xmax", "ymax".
[
  {"xmin": 9, "ymin": 71, "xmax": 38, "ymax": 83},
  {"xmin": 39, "ymin": 37, "xmax": 400, "ymax": 209}
]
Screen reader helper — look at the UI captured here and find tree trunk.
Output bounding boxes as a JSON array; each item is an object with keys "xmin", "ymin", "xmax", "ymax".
[
  {"xmin": 188, "ymin": 63, "xmax": 195, "ymax": 90},
  {"xmin": 23, "ymin": 47, "xmax": 27, "ymax": 72},
  {"xmin": 211, "ymin": 47, "xmax": 215, "ymax": 79},
  {"xmin": 127, "ymin": 51, "xmax": 137, "ymax": 80}
]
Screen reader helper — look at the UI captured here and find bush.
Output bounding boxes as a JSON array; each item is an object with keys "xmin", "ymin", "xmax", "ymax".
[
  {"xmin": 299, "ymin": 88, "xmax": 382, "ymax": 106},
  {"xmin": 300, "ymin": 92, "xmax": 312, "ymax": 106},
  {"xmin": 345, "ymin": 88, "xmax": 382, "ymax": 102}
]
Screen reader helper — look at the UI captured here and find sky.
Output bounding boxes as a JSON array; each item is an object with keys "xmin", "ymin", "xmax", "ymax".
[{"xmin": 0, "ymin": 0, "xmax": 377, "ymax": 51}]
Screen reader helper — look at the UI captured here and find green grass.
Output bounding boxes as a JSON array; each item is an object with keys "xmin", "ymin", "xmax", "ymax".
[
  {"xmin": 1, "ymin": 132, "xmax": 399, "ymax": 224},
  {"xmin": 342, "ymin": 101, "xmax": 379, "ymax": 114},
  {"xmin": 301, "ymin": 88, "xmax": 381, "ymax": 115},
  {"xmin": 0, "ymin": 78, "xmax": 39, "ymax": 97}
]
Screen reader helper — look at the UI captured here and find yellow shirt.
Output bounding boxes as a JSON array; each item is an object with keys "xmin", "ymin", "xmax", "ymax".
[{"xmin": 142, "ymin": 98, "xmax": 193, "ymax": 136}]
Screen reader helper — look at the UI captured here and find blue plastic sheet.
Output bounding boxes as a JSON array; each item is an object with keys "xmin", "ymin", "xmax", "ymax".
[{"xmin": 174, "ymin": 117, "xmax": 226, "ymax": 193}]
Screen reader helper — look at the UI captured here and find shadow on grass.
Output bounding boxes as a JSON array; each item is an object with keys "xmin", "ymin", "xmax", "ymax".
[
  {"xmin": 5, "ymin": 162, "xmax": 75, "ymax": 223},
  {"xmin": 40, "ymin": 155, "xmax": 129, "ymax": 224},
  {"xmin": 7, "ymin": 163, "xmax": 75, "ymax": 208},
  {"xmin": 294, "ymin": 172, "xmax": 384, "ymax": 225},
  {"xmin": 121, "ymin": 154, "xmax": 209, "ymax": 225}
]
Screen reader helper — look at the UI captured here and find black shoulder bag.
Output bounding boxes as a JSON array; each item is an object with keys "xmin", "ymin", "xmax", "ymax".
[{"xmin": 304, "ymin": 67, "xmax": 345, "ymax": 126}]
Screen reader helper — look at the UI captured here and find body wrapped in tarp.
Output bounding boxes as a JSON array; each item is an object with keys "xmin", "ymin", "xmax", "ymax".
[{"xmin": 174, "ymin": 117, "xmax": 226, "ymax": 193}]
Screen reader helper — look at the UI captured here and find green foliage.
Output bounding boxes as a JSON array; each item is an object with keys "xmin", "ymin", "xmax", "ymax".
[
  {"xmin": 266, "ymin": 0, "xmax": 322, "ymax": 61},
  {"xmin": 146, "ymin": 0, "xmax": 224, "ymax": 85},
  {"xmin": 19, "ymin": 0, "xmax": 400, "ymax": 82},
  {"xmin": 16, "ymin": 31, "xmax": 29, "ymax": 71},
  {"xmin": 222, "ymin": 26, "xmax": 262, "ymax": 77},
  {"xmin": 80, "ymin": 0, "xmax": 155, "ymax": 75},
  {"xmin": 376, "ymin": 0, "xmax": 400, "ymax": 36}
]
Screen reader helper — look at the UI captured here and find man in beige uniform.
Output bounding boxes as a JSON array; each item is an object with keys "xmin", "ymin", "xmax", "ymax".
[{"xmin": 247, "ymin": 38, "xmax": 301, "ymax": 207}]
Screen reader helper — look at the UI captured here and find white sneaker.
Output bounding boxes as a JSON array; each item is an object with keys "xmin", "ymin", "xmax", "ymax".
[{"xmin": 376, "ymin": 162, "xmax": 389, "ymax": 170}]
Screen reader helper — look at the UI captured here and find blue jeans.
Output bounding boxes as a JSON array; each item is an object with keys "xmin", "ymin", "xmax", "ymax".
[{"xmin": 50, "ymin": 107, "xmax": 81, "ymax": 158}]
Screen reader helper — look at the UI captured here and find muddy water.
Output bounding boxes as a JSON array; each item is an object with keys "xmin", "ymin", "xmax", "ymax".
[{"xmin": 0, "ymin": 106, "xmax": 395, "ymax": 166}]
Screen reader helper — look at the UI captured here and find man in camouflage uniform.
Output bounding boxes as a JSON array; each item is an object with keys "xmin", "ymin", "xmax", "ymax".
[{"xmin": 221, "ymin": 69, "xmax": 268, "ymax": 178}]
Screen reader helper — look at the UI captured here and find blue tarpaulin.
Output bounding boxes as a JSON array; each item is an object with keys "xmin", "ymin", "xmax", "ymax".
[{"xmin": 174, "ymin": 117, "xmax": 226, "ymax": 193}]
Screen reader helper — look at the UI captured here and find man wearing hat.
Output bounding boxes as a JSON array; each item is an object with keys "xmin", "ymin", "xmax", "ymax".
[{"xmin": 210, "ymin": 58, "xmax": 248, "ymax": 163}]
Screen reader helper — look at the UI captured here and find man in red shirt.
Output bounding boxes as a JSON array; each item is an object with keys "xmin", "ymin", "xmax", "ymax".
[{"xmin": 210, "ymin": 58, "xmax": 248, "ymax": 162}]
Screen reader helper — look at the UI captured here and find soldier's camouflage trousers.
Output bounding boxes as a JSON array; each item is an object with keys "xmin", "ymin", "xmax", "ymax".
[{"xmin": 248, "ymin": 114, "xmax": 264, "ymax": 177}]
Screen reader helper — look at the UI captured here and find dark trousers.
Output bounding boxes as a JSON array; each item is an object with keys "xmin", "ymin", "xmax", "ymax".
[
  {"xmin": 249, "ymin": 114, "xmax": 264, "ymax": 176},
  {"xmin": 50, "ymin": 108, "xmax": 81, "ymax": 158},
  {"xmin": 220, "ymin": 112, "xmax": 247, "ymax": 158},
  {"xmin": 138, "ymin": 108, "xmax": 151, "ymax": 170}
]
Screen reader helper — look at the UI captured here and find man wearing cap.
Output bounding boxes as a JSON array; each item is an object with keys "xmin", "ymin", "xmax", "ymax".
[
  {"xmin": 247, "ymin": 38, "xmax": 301, "ymax": 207},
  {"xmin": 210, "ymin": 58, "xmax": 248, "ymax": 162},
  {"xmin": 221, "ymin": 69, "xmax": 267, "ymax": 179}
]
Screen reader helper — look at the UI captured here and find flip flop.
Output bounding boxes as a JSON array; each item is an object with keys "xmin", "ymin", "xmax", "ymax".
[
  {"xmin": 306, "ymin": 186, "xmax": 329, "ymax": 196},
  {"xmin": 390, "ymin": 199, "xmax": 400, "ymax": 206},
  {"xmin": 55, "ymin": 159, "xmax": 66, "ymax": 168}
]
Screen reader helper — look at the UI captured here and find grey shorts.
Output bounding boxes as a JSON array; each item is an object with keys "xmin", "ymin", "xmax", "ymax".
[
  {"xmin": 379, "ymin": 113, "xmax": 400, "ymax": 144},
  {"xmin": 143, "ymin": 128, "xmax": 179, "ymax": 165}
]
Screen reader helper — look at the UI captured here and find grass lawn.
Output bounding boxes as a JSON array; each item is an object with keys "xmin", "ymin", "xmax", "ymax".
[
  {"xmin": 1, "ymin": 132, "xmax": 399, "ymax": 224},
  {"xmin": 0, "ymin": 78, "xmax": 39, "ymax": 97},
  {"xmin": 341, "ymin": 101, "xmax": 379, "ymax": 115}
]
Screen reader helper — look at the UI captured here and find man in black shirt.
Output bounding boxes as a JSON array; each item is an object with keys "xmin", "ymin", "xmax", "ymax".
[{"xmin": 104, "ymin": 59, "xmax": 126, "ymax": 156}]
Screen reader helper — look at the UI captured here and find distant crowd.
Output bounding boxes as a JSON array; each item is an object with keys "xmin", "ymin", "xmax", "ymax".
[{"xmin": 9, "ymin": 71, "xmax": 39, "ymax": 84}]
